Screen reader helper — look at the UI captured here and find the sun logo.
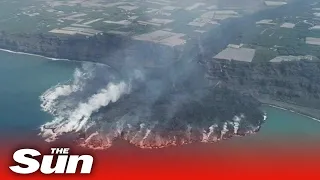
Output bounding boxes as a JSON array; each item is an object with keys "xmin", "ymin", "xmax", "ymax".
[{"xmin": 9, "ymin": 148, "xmax": 93, "ymax": 174}]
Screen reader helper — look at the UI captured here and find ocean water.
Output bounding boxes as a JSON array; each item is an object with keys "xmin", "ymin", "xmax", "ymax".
[
  {"xmin": 0, "ymin": 51, "xmax": 80, "ymax": 138},
  {"xmin": 0, "ymin": 50, "xmax": 319, "ymax": 143}
]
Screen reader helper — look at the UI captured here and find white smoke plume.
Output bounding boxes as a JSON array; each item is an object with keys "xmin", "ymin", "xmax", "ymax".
[
  {"xmin": 67, "ymin": 81, "xmax": 131, "ymax": 132},
  {"xmin": 38, "ymin": 54, "xmax": 265, "ymax": 149},
  {"xmin": 40, "ymin": 64, "xmax": 94, "ymax": 114},
  {"xmin": 39, "ymin": 64, "xmax": 133, "ymax": 142},
  {"xmin": 40, "ymin": 81, "xmax": 131, "ymax": 142}
]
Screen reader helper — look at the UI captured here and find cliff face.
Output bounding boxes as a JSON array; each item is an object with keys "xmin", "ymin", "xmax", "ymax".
[
  {"xmin": 0, "ymin": 32, "xmax": 180, "ymax": 68},
  {"xmin": 207, "ymin": 59, "xmax": 320, "ymax": 118}
]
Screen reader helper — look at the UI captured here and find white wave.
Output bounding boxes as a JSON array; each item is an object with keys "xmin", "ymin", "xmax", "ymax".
[
  {"xmin": 268, "ymin": 104, "xmax": 320, "ymax": 123},
  {"xmin": 0, "ymin": 48, "xmax": 108, "ymax": 67},
  {"xmin": 0, "ymin": 48, "xmax": 73, "ymax": 61}
]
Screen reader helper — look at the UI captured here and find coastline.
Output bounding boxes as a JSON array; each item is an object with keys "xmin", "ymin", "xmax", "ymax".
[
  {"xmin": 259, "ymin": 99, "xmax": 320, "ymax": 123},
  {"xmin": 0, "ymin": 48, "xmax": 108, "ymax": 67},
  {"xmin": 0, "ymin": 48, "xmax": 73, "ymax": 62},
  {"xmin": 267, "ymin": 104, "xmax": 320, "ymax": 123}
]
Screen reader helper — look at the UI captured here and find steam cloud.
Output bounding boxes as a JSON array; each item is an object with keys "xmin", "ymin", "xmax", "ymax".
[
  {"xmin": 39, "ymin": 60, "xmax": 265, "ymax": 149},
  {"xmin": 40, "ymin": 64, "xmax": 132, "ymax": 142},
  {"xmin": 38, "ymin": 0, "xmax": 267, "ymax": 148}
]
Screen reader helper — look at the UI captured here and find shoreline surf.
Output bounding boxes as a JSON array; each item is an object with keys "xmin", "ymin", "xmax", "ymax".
[
  {"xmin": 0, "ymin": 48, "xmax": 108, "ymax": 67},
  {"xmin": 0, "ymin": 48, "xmax": 73, "ymax": 62},
  {"xmin": 265, "ymin": 104, "xmax": 320, "ymax": 123}
]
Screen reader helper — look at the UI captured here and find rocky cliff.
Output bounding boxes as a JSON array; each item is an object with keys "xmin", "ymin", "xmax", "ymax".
[
  {"xmin": 0, "ymin": 31, "xmax": 180, "ymax": 69},
  {"xmin": 207, "ymin": 59, "xmax": 320, "ymax": 119}
]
